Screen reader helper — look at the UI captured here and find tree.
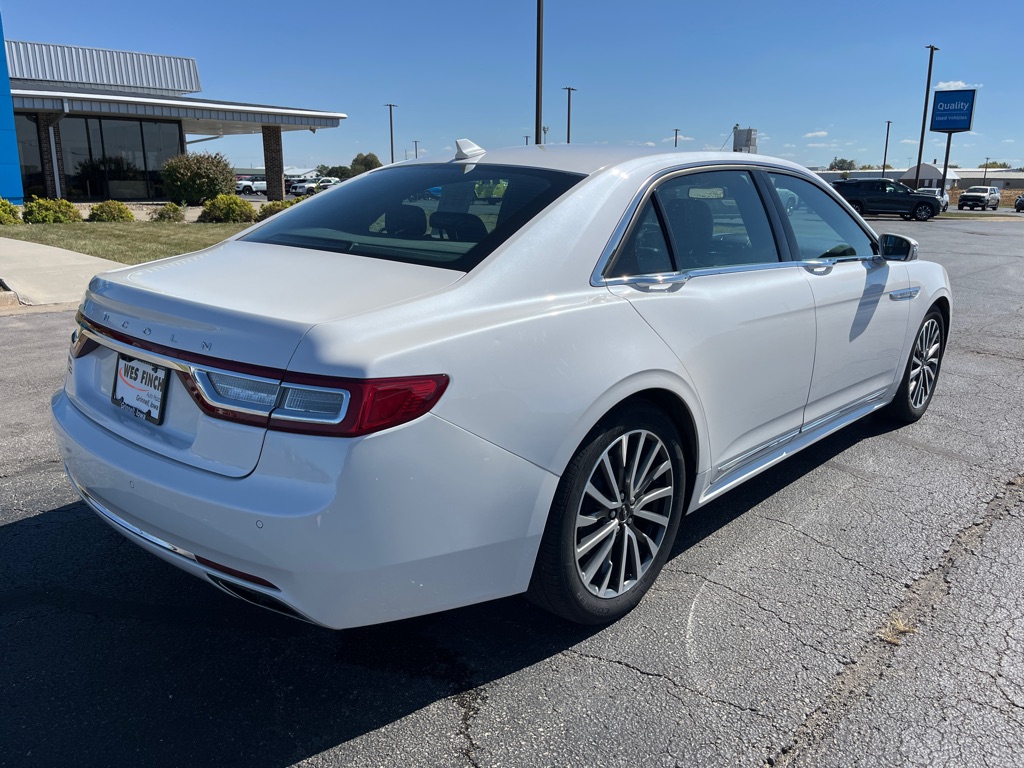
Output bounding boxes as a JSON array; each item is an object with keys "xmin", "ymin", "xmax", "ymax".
[
  {"xmin": 980, "ymin": 160, "xmax": 1010, "ymax": 169},
  {"xmin": 350, "ymin": 152, "xmax": 383, "ymax": 176},
  {"xmin": 828, "ymin": 157, "xmax": 856, "ymax": 171},
  {"xmin": 161, "ymin": 152, "xmax": 235, "ymax": 205},
  {"xmin": 859, "ymin": 164, "xmax": 878, "ymax": 170},
  {"xmin": 316, "ymin": 164, "xmax": 352, "ymax": 179}
]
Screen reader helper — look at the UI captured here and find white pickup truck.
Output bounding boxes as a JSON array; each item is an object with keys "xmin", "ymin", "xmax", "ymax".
[{"xmin": 235, "ymin": 176, "xmax": 267, "ymax": 195}]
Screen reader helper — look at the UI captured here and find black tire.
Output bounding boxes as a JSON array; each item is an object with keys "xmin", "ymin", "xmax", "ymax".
[
  {"xmin": 242, "ymin": 186, "xmax": 253, "ymax": 195},
  {"xmin": 958, "ymin": 204, "xmax": 964, "ymax": 210},
  {"xmin": 527, "ymin": 402, "xmax": 687, "ymax": 624},
  {"xmin": 900, "ymin": 214, "xmax": 912, "ymax": 221},
  {"xmin": 912, "ymin": 203, "xmax": 933, "ymax": 221},
  {"xmin": 884, "ymin": 308, "xmax": 945, "ymax": 424},
  {"xmin": 851, "ymin": 201, "xmax": 864, "ymax": 215}
]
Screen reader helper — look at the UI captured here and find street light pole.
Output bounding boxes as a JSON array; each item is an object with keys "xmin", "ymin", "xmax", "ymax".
[
  {"xmin": 674, "ymin": 128, "xmax": 680, "ymax": 148},
  {"xmin": 914, "ymin": 45, "xmax": 939, "ymax": 189},
  {"xmin": 882, "ymin": 120, "xmax": 892, "ymax": 176},
  {"xmin": 563, "ymin": 86, "xmax": 577, "ymax": 144},
  {"xmin": 524, "ymin": 135, "xmax": 530, "ymax": 145},
  {"xmin": 384, "ymin": 103, "xmax": 397, "ymax": 164},
  {"xmin": 535, "ymin": 0, "xmax": 543, "ymax": 144},
  {"xmin": 413, "ymin": 140, "xmax": 419, "ymax": 159}
]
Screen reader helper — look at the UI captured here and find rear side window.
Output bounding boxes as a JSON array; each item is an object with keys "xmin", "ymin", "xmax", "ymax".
[
  {"xmin": 606, "ymin": 169, "xmax": 780, "ymax": 277},
  {"xmin": 243, "ymin": 164, "xmax": 584, "ymax": 272}
]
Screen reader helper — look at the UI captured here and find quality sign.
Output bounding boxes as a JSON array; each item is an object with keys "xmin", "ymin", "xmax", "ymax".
[{"xmin": 930, "ymin": 89, "xmax": 976, "ymax": 133}]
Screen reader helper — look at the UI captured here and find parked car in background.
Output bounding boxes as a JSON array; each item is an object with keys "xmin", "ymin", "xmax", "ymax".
[
  {"xmin": 291, "ymin": 177, "xmax": 340, "ymax": 195},
  {"xmin": 52, "ymin": 143, "xmax": 951, "ymax": 630},
  {"xmin": 1015, "ymin": 194, "xmax": 1024, "ymax": 213},
  {"xmin": 915, "ymin": 187, "xmax": 949, "ymax": 212},
  {"xmin": 957, "ymin": 186, "xmax": 1000, "ymax": 210},
  {"xmin": 235, "ymin": 176, "xmax": 266, "ymax": 195},
  {"xmin": 831, "ymin": 178, "xmax": 941, "ymax": 220}
]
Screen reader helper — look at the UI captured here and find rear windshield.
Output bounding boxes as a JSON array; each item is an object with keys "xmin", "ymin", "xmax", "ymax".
[{"xmin": 242, "ymin": 163, "xmax": 584, "ymax": 272}]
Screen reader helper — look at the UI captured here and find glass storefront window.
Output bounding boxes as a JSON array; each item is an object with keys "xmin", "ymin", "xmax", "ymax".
[
  {"xmin": 57, "ymin": 116, "xmax": 183, "ymax": 201},
  {"xmin": 15, "ymin": 115, "xmax": 45, "ymax": 198}
]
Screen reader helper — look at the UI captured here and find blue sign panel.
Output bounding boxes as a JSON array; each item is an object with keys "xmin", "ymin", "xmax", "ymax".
[
  {"xmin": 930, "ymin": 89, "xmax": 977, "ymax": 134},
  {"xmin": 0, "ymin": 11, "xmax": 27, "ymax": 205}
]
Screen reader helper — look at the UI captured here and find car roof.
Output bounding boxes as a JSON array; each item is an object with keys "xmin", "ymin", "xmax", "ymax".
[{"xmin": 395, "ymin": 142, "xmax": 815, "ymax": 178}]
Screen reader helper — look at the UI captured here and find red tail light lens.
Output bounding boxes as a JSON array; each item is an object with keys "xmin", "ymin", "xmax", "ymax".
[{"xmin": 271, "ymin": 374, "xmax": 449, "ymax": 437}]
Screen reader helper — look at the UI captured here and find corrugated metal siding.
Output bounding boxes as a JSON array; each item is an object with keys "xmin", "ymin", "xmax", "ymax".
[{"xmin": 4, "ymin": 41, "xmax": 200, "ymax": 95}]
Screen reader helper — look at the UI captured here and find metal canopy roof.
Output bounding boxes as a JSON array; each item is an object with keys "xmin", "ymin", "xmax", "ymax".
[{"xmin": 11, "ymin": 85, "xmax": 346, "ymax": 135}]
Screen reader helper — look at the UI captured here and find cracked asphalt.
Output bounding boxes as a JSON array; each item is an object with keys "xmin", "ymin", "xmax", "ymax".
[{"xmin": 2, "ymin": 219, "xmax": 1023, "ymax": 767}]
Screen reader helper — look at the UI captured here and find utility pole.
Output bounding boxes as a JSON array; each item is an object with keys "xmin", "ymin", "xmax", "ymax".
[
  {"xmin": 384, "ymin": 103, "xmax": 397, "ymax": 164},
  {"xmin": 882, "ymin": 120, "xmax": 892, "ymax": 176},
  {"xmin": 563, "ymin": 86, "xmax": 577, "ymax": 143},
  {"xmin": 524, "ymin": 135, "xmax": 530, "ymax": 145},
  {"xmin": 674, "ymin": 128, "xmax": 680, "ymax": 148},
  {"xmin": 535, "ymin": 0, "xmax": 543, "ymax": 144},
  {"xmin": 413, "ymin": 140, "xmax": 419, "ymax": 159},
  {"xmin": 914, "ymin": 45, "xmax": 938, "ymax": 189},
  {"xmin": 983, "ymin": 157, "xmax": 990, "ymax": 183}
]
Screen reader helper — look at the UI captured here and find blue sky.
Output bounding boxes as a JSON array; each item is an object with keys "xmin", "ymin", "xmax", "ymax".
[{"xmin": 3, "ymin": 1, "xmax": 1019, "ymax": 171}]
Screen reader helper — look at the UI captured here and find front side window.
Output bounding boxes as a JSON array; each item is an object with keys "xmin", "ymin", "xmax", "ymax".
[
  {"xmin": 242, "ymin": 164, "xmax": 584, "ymax": 272},
  {"xmin": 768, "ymin": 173, "xmax": 875, "ymax": 260}
]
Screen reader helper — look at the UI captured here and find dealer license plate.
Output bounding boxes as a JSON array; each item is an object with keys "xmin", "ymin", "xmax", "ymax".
[{"xmin": 111, "ymin": 355, "xmax": 169, "ymax": 425}]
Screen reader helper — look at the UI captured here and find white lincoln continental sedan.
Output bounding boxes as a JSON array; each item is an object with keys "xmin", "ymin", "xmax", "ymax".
[{"xmin": 52, "ymin": 142, "xmax": 951, "ymax": 629}]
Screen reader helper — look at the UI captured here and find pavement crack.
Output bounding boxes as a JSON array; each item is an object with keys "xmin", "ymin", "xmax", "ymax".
[{"xmin": 766, "ymin": 473, "xmax": 1024, "ymax": 768}]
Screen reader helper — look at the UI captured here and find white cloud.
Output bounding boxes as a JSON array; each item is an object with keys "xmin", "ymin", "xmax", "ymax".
[
  {"xmin": 784, "ymin": 143, "xmax": 796, "ymax": 148},
  {"xmin": 803, "ymin": 131, "xmax": 828, "ymax": 138},
  {"xmin": 758, "ymin": 135, "xmax": 771, "ymax": 141},
  {"xmin": 807, "ymin": 142, "xmax": 839, "ymax": 148},
  {"xmin": 643, "ymin": 142, "xmax": 656, "ymax": 147},
  {"xmin": 936, "ymin": 80, "xmax": 982, "ymax": 90},
  {"xmin": 702, "ymin": 144, "xmax": 720, "ymax": 151},
  {"xmin": 661, "ymin": 135, "xmax": 695, "ymax": 143},
  {"xmin": 899, "ymin": 139, "xmax": 918, "ymax": 145},
  {"xmin": 1003, "ymin": 139, "xmax": 1016, "ymax": 143}
]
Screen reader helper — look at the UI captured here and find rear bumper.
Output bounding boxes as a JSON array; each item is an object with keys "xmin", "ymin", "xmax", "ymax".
[{"xmin": 52, "ymin": 389, "xmax": 557, "ymax": 629}]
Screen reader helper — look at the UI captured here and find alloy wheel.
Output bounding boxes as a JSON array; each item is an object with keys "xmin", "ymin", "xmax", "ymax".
[
  {"xmin": 574, "ymin": 429, "xmax": 674, "ymax": 598},
  {"xmin": 909, "ymin": 317, "xmax": 942, "ymax": 409}
]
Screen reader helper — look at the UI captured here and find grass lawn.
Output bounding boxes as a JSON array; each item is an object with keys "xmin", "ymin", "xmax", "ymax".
[{"xmin": 0, "ymin": 222, "xmax": 250, "ymax": 265}]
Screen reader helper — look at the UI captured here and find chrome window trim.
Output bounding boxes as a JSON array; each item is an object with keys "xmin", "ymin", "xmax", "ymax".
[
  {"xmin": 603, "ymin": 258, "xmax": 817, "ymax": 290},
  {"xmin": 591, "ymin": 160, "xmax": 817, "ymax": 288}
]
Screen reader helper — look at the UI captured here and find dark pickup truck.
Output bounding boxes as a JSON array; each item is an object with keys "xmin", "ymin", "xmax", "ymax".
[{"xmin": 831, "ymin": 179, "xmax": 941, "ymax": 221}]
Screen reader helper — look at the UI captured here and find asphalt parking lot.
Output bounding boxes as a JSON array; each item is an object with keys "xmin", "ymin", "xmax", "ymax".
[{"xmin": 2, "ymin": 219, "xmax": 1023, "ymax": 767}]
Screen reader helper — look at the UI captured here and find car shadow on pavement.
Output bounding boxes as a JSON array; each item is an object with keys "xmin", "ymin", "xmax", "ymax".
[{"xmin": 0, "ymin": 414, "xmax": 900, "ymax": 767}]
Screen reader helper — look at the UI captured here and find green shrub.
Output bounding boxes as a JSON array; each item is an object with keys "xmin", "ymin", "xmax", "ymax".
[
  {"xmin": 197, "ymin": 194, "xmax": 256, "ymax": 224},
  {"xmin": 21, "ymin": 196, "xmax": 83, "ymax": 224},
  {"xmin": 149, "ymin": 202, "xmax": 186, "ymax": 223},
  {"xmin": 0, "ymin": 198, "xmax": 22, "ymax": 225},
  {"xmin": 254, "ymin": 199, "xmax": 297, "ymax": 222},
  {"xmin": 161, "ymin": 151, "xmax": 236, "ymax": 206},
  {"xmin": 88, "ymin": 200, "xmax": 135, "ymax": 222}
]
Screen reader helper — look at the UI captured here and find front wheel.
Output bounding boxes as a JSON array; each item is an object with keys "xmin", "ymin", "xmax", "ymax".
[
  {"xmin": 912, "ymin": 203, "xmax": 933, "ymax": 221},
  {"xmin": 527, "ymin": 403, "xmax": 686, "ymax": 624},
  {"xmin": 242, "ymin": 186, "xmax": 253, "ymax": 195},
  {"xmin": 884, "ymin": 309, "xmax": 945, "ymax": 423},
  {"xmin": 851, "ymin": 201, "xmax": 864, "ymax": 215}
]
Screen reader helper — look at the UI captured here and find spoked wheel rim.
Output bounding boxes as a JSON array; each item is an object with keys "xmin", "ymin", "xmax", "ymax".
[
  {"xmin": 574, "ymin": 429, "xmax": 674, "ymax": 599},
  {"xmin": 909, "ymin": 317, "xmax": 942, "ymax": 409}
]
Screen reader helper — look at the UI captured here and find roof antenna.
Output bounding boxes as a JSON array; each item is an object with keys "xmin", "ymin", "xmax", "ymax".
[{"xmin": 454, "ymin": 139, "xmax": 486, "ymax": 160}]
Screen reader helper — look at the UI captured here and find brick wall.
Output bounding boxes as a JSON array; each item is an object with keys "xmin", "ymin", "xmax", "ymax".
[{"xmin": 262, "ymin": 125, "xmax": 284, "ymax": 201}]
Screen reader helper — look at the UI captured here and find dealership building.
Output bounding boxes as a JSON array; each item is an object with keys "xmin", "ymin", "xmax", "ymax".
[{"xmin": 0, "ymin": 16, "xmax": 345, "ymax": 205}]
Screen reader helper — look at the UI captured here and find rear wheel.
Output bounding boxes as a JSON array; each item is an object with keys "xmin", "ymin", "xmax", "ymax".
[
  {"xmin": 851, "ymin": 201, "xmax": 864, "ymax": 214},
  {"xmin": 912, "ymin": 203, "xmax": 933, "ymax": 221},
  {"xmin": 884, "ymin": 309, "xmax": 945, "ymax": 423},
  {"xmin": 527, "ymin": 403, "xmax": 686, "ymax": 624},
  {"xmin": 242, "ymin": 186, "xmax": 253, "ymax": 195}
]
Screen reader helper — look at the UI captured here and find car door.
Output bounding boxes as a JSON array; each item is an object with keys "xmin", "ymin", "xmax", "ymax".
[
  {"xmin": 765, "ymin": 173, "xmax": 910, "ymax": 429},
  {"xmin": 603, "ymin": 168, "xmax": 817, "ymax": 485}
]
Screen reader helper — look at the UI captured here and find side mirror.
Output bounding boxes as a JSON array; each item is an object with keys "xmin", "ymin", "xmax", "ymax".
[{"xmin": 878, "ymin": 233, "xmax": 919, "ymax": 261}]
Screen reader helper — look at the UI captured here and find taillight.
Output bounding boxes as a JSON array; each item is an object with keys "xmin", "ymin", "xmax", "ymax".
[
  {"xmin": 181, "ymin": 366, "xmax": 448, "ymax": 437},
  {"xmin": 75, "ymin": 314, "xmax": 448, "ymax": 438}
]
